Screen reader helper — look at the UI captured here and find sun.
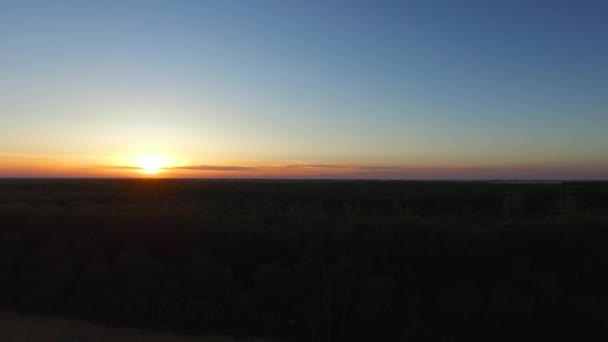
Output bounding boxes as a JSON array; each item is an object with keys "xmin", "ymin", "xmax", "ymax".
[{"xmin": 136, "ymin": 155, "xmax": 166, "ymax": 174}]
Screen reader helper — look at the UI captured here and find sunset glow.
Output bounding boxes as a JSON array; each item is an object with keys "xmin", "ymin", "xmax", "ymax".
[
  {"xmin": 0, "ymin": 2, "xmax": 607, "ymax": 180},
  {"xmin": 135, "ymin": 155, "xmax": 166, "ymax": 174}
]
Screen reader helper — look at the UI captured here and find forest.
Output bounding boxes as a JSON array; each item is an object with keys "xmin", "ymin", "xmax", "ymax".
[{"xmin": 0, "ymin": 179, "xmax": 607, "ymax": 341}]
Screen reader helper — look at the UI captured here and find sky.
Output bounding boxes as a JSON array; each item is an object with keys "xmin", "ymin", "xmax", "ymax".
[{"xmin": 1, "ymin": 0, "xmax": 607, "ymax": 179}]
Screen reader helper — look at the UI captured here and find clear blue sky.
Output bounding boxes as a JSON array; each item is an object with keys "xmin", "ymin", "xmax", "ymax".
[{"xmin": 1, "ymin": 0, "xmax": 607, "ymax": 179}]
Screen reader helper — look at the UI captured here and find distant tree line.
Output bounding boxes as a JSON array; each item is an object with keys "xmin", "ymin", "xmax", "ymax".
[{"xmin": 0, "ymin": 180, "xmax": 607, "ymax": 341}]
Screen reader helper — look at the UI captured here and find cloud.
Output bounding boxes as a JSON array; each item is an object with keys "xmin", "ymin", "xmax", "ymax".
[
  {"xmin": 111, "ymin": 166, "xmax": 141, "ymax": 170},
  {"xmin": 285, "ymin": 164, "xmax": 351, "ymax": 169},
  {"xmin": 105, "ymin": 163, "xmax": 407, "ymax": 177},
  {"xmin": 286, "ymin": 164, "xmax": 402, "ymax": 171},
  {"xmin": 106, "ymin": 165, "xmax": 258, "ymax": 172},
  {"xmin": 101, "ymin": 163, "xmax": 608, "ymax": 180},
  {"xmin": 355, "ymin": 166, "xmax": 403, "ymax": 171},
  {"xmin": 168, "ymin": 165, "xmax": 259, "ymax": 171}
]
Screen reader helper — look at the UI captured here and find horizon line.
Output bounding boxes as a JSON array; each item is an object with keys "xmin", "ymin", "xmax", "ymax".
[{"xmin": 1, "ymin": 177, "xmax": 607, "ymax": 182}]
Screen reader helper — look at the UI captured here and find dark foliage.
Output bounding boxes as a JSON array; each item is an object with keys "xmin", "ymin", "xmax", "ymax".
[{"xmin": 1, "ymin": 179, "xmax": 608, "ymax": 341}]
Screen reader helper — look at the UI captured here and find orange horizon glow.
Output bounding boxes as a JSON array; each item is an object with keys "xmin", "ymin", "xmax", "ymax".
[{"xmin": 1, "ymin": 153, "xmax": 607, "ymax": 180}]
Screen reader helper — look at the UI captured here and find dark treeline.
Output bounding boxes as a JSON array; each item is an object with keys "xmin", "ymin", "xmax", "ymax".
[{"xmin": 1, "ymin": 179, "xmax": 608, "ymax": 341}]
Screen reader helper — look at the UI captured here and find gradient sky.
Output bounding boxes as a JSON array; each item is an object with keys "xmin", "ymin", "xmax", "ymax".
[{"xmin": 1, "ymin": 0, "xmax": 607, "ymax": 179}]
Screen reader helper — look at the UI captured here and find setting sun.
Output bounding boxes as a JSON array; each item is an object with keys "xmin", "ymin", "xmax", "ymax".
[{"xmin": 136, "ymin": 155, "xmax": 166, "ymax": 174}]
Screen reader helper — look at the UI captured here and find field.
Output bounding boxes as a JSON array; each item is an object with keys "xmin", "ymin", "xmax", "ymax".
[{"xmin": 1, "ymin": 179, "xmax": 608, "ymax": 341}]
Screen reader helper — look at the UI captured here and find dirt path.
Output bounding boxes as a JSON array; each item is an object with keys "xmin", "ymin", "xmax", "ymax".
[{"xmin": 0, "ymin": 311, "xmax": 274, "ymax": 342}]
